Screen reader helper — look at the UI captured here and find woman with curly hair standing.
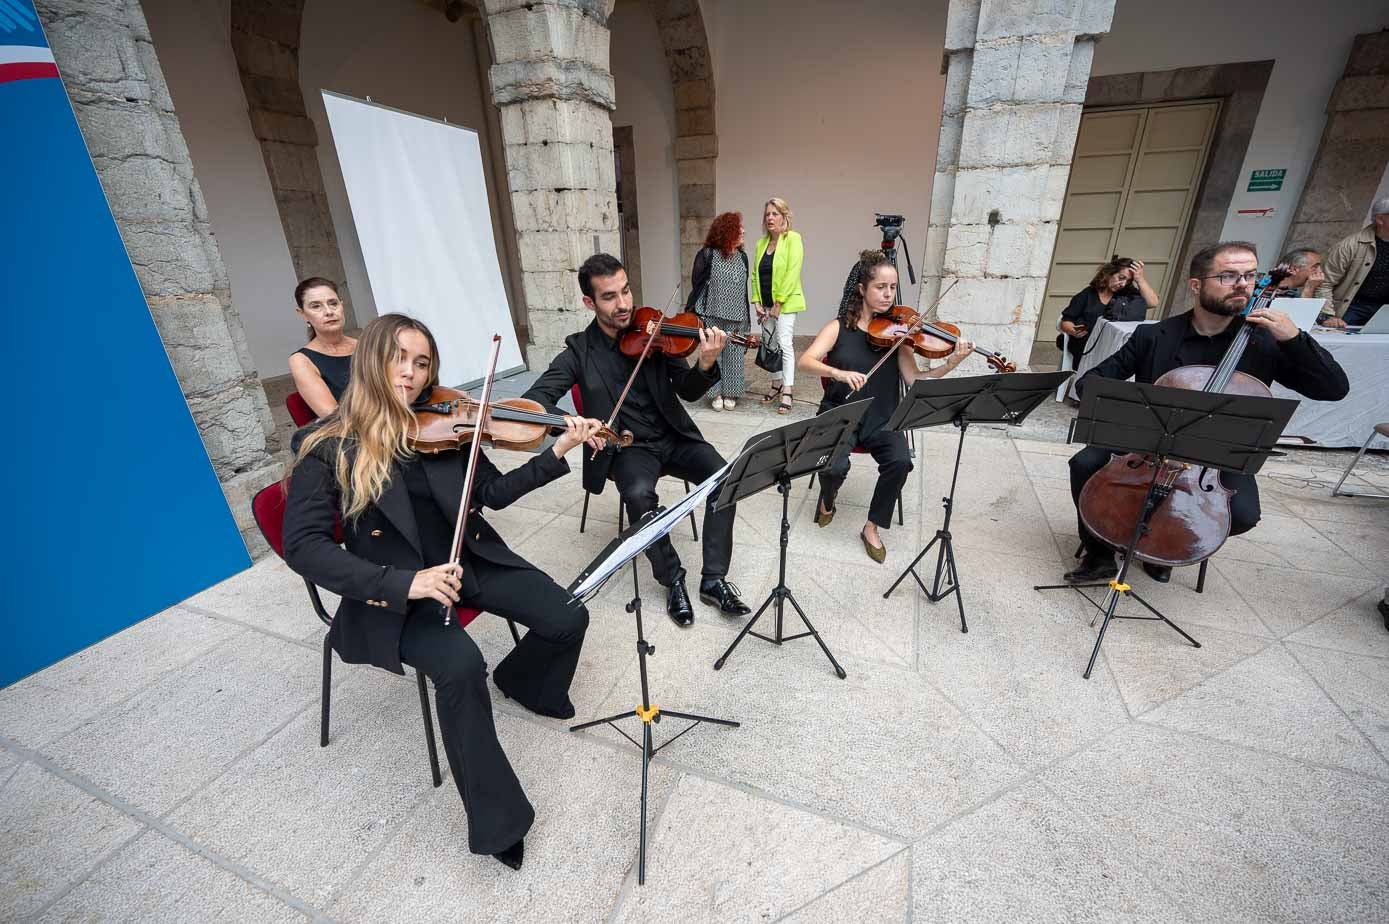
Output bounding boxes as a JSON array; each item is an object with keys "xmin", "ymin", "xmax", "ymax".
[
  {"xmin": 754, "ymin": 197, "xmax": 806, "ymax": 415},
  {"xmin": 687, "ymin": 211, "xmax": 753, "ymax": 410}
]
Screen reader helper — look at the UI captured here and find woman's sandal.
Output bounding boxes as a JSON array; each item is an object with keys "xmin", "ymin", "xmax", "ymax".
[
  {"xmin": 777, "ymin": 393, "xmax": 793, "ymax": 415},
  {"xmin": 761, "ymin": 384, "xmax": 784, "ymax": 405}
]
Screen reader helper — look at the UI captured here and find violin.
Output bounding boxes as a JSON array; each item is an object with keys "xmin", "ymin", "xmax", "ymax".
[
  {"xmin": 408, "ymin": 386, "xmax": 634, "ymax": 454},
  {"xmin": 866, "ymin": 305, "xmax": 1017, "ymax": 373},
  {"xmin": 1077, "ymin": 266, "xmax": 1290, "ymax": 567},
  {"xmin": 619, "ymin": 306, "xmax": 760, "ymax": 358}
]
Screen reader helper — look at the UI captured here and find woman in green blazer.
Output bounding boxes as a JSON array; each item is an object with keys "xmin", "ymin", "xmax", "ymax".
[{"xmin": 753, "ymin": 197, "xmax": 806, "ymax": 414}]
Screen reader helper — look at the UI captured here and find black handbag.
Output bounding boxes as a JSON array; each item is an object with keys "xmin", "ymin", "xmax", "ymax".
[{"xmin": 755, "ymin": 318, "xmax": 783, "ymax": 374}]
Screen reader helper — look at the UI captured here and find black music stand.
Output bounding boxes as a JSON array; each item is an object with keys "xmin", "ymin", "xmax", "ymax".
[
  {"xmin": 568, "ymin": 486, "xmax": 739, "ymax": 885},
  {"xmin": 712, "ymin": 400, "xmax": 873, "ymax": 679},
  {"xmin": 882, "ymin": 371, "xmax": 1072, "ymax": 631},
  {"xmin": 1034, "ymin": 378, "xmax": 1298, "ymax": 678}
]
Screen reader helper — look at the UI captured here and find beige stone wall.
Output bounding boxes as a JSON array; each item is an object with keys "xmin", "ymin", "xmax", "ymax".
[
  {"xmin": 923, "ymin": 0, "xmax": 1113, "ymax": 372},
  {"xmin": 484, "ymin": 0, "xmax": 621, "ymax": 367}
]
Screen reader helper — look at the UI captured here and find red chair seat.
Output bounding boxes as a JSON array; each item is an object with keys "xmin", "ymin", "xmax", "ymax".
[{"xmin": 286, "ymin": 391, "xmax": 316, "ymax": 427}]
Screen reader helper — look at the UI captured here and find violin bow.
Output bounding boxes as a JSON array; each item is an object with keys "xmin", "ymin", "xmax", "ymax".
[
  {"xmin": 595, "ymin": 283, "xmax": 681, "ymax": 457},
  {"xmin": 439, "ymin": 334, "xmax": 503, "ymax": 626},
  {"xmin": 849, "ymin": 278, "xmax": 959, "ymax": 395}
]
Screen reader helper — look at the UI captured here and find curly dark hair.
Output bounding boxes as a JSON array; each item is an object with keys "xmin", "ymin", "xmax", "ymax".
[
  {"xmin": 1088, "ymin": 255, "xmax": 1136, "ymax": 291},
  {"xmin": 838, "ymin": 249, "xmax": 895, "ymax": 329},
  {"xmin": 703, "ymin": 212, "xmax": 743, "ymax": 256}
]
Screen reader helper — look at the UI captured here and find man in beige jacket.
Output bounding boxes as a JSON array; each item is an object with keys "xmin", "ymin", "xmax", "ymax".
[{"xmin": 1316, "ymin": 194, "xmax": 1389, "ymax": 327}]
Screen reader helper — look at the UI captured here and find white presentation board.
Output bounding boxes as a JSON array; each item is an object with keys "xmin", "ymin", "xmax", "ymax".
[{"xmin": 321, "ymin": 91, "xmax": 523, "ymax": 385}]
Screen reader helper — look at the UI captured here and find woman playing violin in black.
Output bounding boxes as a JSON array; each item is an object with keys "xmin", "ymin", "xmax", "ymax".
[
  {"xmin": 799, "ymin": 250, "xmax": 973, "ymax": 563},
  {"xmin": 283, "ymin": 313, "xmax": 604, "ymax": 870}
]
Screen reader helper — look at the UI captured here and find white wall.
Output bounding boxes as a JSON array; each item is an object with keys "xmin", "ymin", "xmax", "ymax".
[
  {"xmin": 609, "ymin": 0, "xmax": 681, "ymax": 308},
  {"xmin": 300, "ymin": 0, "xmax": 506, "ymax": 325},
  {"xmin": 1094, "ymin": 0, "xmax": 1389, "ymax": 262},
  {"xmin": 142, "ymin": 0, "xmax": 302, "ymax": 379},
  {"xmin": 703, "ymin": 0, "xmax": 949, "ymax": 329}
]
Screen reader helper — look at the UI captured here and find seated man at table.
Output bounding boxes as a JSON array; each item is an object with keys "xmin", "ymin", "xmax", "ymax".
[
  {"xmin": 1316, "ymin": 195, "xmax": 1389, "ymax": 328},
  {"xmin": 1064, "ymin": 241, "xmax": 1350, "ymax": 584}
]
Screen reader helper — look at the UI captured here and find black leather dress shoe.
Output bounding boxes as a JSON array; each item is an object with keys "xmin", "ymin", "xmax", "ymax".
[
  {"xmin": 667, "ymin": 581, "xmax": 694, "ymax": 627},
  {"xmin": 1141, "ymin": 562, "xmax": 1172, "ymax": 583},
  {"xmin": 698, "ymin": 578, "xmax": 751, "ymax": 616},
  {"xmin": 1063, "ymin": 552, "xmax": 1118, "ymax": 583}
]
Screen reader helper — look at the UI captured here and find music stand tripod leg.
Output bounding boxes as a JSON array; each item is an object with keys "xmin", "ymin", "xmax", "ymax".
[
  {"xmin": 714, "ymin": 476, "xmax": 847, "ymax": 678},
  {"xmin": 570, "ymin": 558, "xmax": 738, "ymax": 885},
  {"xmin": 885, "ymin": 419, "xmax": 969, "ymax": 633}
]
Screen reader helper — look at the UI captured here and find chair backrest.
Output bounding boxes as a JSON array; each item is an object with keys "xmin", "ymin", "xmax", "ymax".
[
  {"xmin": 286, "ymin": 391, "xmax": 316, "ymax": 427},
  {"xmin": 569, "ymin": 383, "xmax": 584, "ymax": 416},
  {"xmin": 252, "ymin": 478, "xmax": 482, "ymax": 629}
]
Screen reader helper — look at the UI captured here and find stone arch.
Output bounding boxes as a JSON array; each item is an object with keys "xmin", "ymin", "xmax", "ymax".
[
  {"xmin": 650, "ymin": 0, "xmax": 716, "ymax": 291},
  {"xmin": 228, "ymin": 0, "xmax": 354, "ymax": 324}
]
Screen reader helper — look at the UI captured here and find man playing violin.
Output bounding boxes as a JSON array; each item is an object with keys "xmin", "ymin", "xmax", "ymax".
[
  {"xmin": 523, "ymin": 253, "xmax": 751, "ymax": 626},
  {"xmin": 283, "ymin": 313, "xmax": 606, "ymax": 871},
  {"xmin": 1064, "ymin": 241, "xmax": 1349, "ymax": 584}
]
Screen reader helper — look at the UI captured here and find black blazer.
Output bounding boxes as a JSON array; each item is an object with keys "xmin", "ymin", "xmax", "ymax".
[
  {"xmin": 283, "ymin": 433, "xmax": 570, "ymax": 675},
  {"xmin": 1077, "ymin": 313, "xmax": 1350, "ymax": 402},
  {"xmin": 522, "ymin": 321, "xmax": 720, "ymax": 494}
]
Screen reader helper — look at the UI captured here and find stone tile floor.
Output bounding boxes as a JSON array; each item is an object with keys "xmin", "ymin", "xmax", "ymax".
[{"xmin": 4, "ymin": 389, "xmax": 1388, "ymax": 922}]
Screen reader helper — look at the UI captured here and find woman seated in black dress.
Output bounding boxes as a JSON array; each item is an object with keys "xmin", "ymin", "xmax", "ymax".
[
  {"xmin": 798, "ymin": 250, "xmax": 972, "ymax": 563},
  {"xmin": 1057, "ymin": 256, "xmax": 1158, "ymax": 368},
  {"xmin": 283, "ymin": 313, "xmax": 603, "ymax": 871},
  {"xmin": 287, "ymin": 276, "xmax": 357, "ymax": 418}
]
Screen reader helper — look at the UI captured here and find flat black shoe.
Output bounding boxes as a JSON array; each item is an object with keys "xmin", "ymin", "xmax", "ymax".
[
  {"xmin": 492, "ymin": 838, "xmax": 524, "ymax": 871},
  {"xmin": 699, "ymin": 578, "xmax": 751, "ymax": 616},
  {"xmin": 1063, "ymin": 553, "xmax": 1117, "ymax": 584},
  {"xmin": 1377, "ymin": 598, "xmax": 1387, "ymax": 632},
  {"xmin": 667, "ymin": 581, "xmax": 694, "ymax": 627},
  {"xmin": 1141, "ymin": 562, "xmax": 1172, "ymax": 583}
]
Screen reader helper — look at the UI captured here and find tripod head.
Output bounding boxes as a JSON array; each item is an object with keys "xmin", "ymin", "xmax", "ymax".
[{"xmin": 873, "ymin": 213, "xmax": 915, "ymax": 285}]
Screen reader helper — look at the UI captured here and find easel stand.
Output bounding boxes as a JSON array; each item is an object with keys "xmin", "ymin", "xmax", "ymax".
[
  {"xmin": 1033, "ymin": 378, "xmax": 1298, "ymax": 679},
  {"xmin": 711, "ymin": 400, "xmax": 872, "ymax": 678},
  {"xmin": 882, "ymin": 371, "xmax": 1072, "ymax": 632},
  {"xmin": 569, "ymin": 557, "xmax": 737, "ymax": 885}
]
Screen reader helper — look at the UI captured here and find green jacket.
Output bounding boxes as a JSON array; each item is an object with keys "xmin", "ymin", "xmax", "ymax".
[{"xmin": 752, "ymin": 230, "xmax": 807, "ymax": 314}]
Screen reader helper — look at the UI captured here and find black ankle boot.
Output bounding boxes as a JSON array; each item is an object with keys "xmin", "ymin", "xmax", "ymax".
[{"xmin": 492, "ymin": 838, "xmax": 524, "ymax": 870}]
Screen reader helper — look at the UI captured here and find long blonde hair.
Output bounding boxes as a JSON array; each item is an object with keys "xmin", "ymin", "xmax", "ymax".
[
  {"xmin": 293, "ymin": 313, "xmax": 439, "ymax": 520},
  {"xmin": 765, "ymin": 197, "xmax": 793, "ymax": 232}
]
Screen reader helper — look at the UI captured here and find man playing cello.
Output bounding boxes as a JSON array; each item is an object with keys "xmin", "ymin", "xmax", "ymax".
[{"xmin": 1063, "ymin": 241, "xmax": 1349, "ymax": 585}]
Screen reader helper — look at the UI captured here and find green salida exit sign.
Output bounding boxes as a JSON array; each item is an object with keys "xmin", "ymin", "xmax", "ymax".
[{"xmin": 1247, "ymin": 169, "xmax": 1286, "ymax": 192}]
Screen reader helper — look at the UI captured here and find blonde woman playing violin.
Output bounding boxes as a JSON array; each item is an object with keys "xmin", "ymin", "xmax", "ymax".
[
  {"xmin": 283, "ymin": 313, "xmax": 604, "ymax": 872},
  {"xmin": 798, "ymin": 251, "xmax": 971, "ymax": 563}
]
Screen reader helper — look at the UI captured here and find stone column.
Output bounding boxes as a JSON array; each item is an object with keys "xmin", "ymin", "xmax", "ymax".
[
  {"xmin": 229, "ymin": 0, "xmax": 354, "ymax": 326},
  {"xmin": 37, "ymin": 0, "xmax": 279, "ymax": 554},
  {"xmin": 483, "ymin": 0, "xmax": 621, "ymax": 368},
  {"xmin": 924, "ymin": 0, "xmax": 1114, "ymax": 371},
  {"xmin": 1284, "ymin": 31, "xmax": 1389, "ymax": 253},
  {"xmin": 652, "ymin": 0, "xmax": 717, "ymax": 294}
]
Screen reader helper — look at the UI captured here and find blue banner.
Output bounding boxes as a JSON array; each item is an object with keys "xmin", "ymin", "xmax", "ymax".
[{"xmin": 1, "ymin": 0, "xmax": 250, "ymax": 687}]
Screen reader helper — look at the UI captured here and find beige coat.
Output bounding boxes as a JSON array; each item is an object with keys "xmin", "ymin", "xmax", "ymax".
[{"xmin": 1315, "ymin": 223, "xmax": 1382, "ymax": 318}]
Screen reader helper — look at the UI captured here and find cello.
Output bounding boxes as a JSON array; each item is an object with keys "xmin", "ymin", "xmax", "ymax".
[{"xmin": 1076, "ymin": 266, "xmax": 1291, "ymax": 567}]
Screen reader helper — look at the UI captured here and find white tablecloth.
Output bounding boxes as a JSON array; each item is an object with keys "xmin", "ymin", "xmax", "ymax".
[{"xmin": 1065, "ymin": 317, "xmax": 1389, "ymax": 449}]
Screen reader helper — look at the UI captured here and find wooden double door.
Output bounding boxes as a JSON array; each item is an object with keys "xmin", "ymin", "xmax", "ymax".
[{"xmin": 1038, "ymin": 100, "xmax": 1220, "ymax": 343}]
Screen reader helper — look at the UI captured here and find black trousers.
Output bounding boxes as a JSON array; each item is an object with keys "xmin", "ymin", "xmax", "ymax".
[
  {"xmin": 818, "ymin": 425, "xmax": 913, "ymax": 529},
  {"xmin": 608, "ymin": 434, "xmax": 733, "ymax": 585},
  {"xmin": 1068, "ymin": 446, "xmax": 1262, "ymax": 557},
  {"xmin": 398, "ymin": 556, "xmax": 588, "ymax": 855}
]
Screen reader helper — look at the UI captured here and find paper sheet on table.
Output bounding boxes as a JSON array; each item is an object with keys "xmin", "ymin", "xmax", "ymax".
[{"xmin": 569, "ymin": 460, "xmax": 732, "ymax": 600}]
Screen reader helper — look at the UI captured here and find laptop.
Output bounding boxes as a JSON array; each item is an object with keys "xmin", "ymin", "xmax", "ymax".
[
  {"xmin": 1347, "ymin": 305, "xmax": 1389, "ymax": 335},
  {"xmin": 1277, "ymin": 297, "xmax": 1327, "ymax": 331}
]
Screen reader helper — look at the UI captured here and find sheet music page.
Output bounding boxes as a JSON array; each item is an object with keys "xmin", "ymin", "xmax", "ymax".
[{"xmin": 569, "ymin": 460, "xmax": 732, "ymax": 599}]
